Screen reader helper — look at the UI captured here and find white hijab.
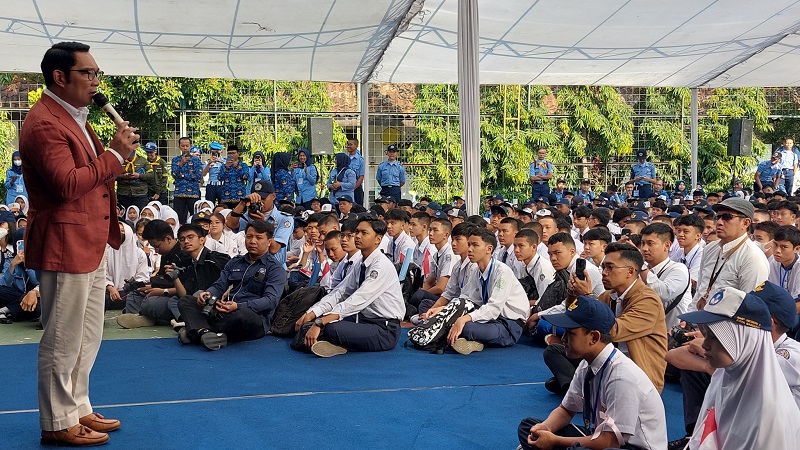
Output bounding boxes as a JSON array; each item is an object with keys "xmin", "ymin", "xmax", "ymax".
[
  {"xmin": 194, "ymin": 200, "xmax": 213, "ymax": 214},
  {"xmin": 689, "ymin": 320, "xmax": 800, "ymax": 449},
  {"xmin": 125, "ymin": 205, "xmax": 140, "ymax": 222},
  {"xmin": 147, "ymin": 200, "xmax": 163, "ymax": 214},
  {"xmin": 159, "ymin": 205, "xmax": 180, "ymax": 237},
  {"xmin": 105, "ymin": 223, "xmax": 147, "ymax": 288},
  {"xmin": 14, "ymin": 195, "xmax": 28, "ymax": 214},
  {"xmin": 141, "ymin": 205, "xmax": 159, "ymax": 220}
]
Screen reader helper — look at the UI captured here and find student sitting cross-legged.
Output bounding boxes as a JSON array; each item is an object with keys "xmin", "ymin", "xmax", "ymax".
[
  {"xmin": 293, "ymin": 217, "xmax": 405, "ymax": 357},
  {"xmin": 516, "ymin": 296, "xmax": 668, "ymax": 450}
]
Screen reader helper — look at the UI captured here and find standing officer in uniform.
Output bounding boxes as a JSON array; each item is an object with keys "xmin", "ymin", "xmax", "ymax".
[
  {"xmin": 144, "ymin": 142, "xmax": 169, "ymax": 204},
  {"xmin": 345, "ymin": 139, "xmax": 365, "ymax": 206},
  {"xmin": 529, "ymin": 147, "xmax": 553, "ymax": 202},
  {"xmin": 375, "ymin": 144, "xmax": 406, "ymax": 202},
  {"xmin": 171, "ymin": 141, "xmax": 203, "ymax": 224},
  {"xmin": 21, "ymin": 41, "xmax": 139, "ymax": 447},
  {"xmin": 202, "ymin": 141, "xmax": 225, "ymax": 206},
  {"xmin": 777, "ymin": 136, "xmax": 799, "ymax": 194},
  {"xmin": 294, "ymin": 216, "xmax": 405, "ymax": 357},
  {"xmin": 630, "ymin": 149, "xmax": 657, "ymax": 201}
]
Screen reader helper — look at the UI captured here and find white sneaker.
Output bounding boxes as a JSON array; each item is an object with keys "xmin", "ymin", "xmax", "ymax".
[
  {"xmin": 451, "ymin": 338, "xmax": 484, "ymax": 355},
  {"xmin": 170, "ymin": 319, "xmax": 185, "ymax": 332},
  {"xmin": 116, "ymin": 313, "xmax": 155, "ymax": 329},
  {"xmin": 409, "ymin": 314, "xmax": 422, "ymax": 325}
]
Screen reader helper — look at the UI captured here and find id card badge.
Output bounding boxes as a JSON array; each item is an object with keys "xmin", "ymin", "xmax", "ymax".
[
  {"xmin": 16, "ymin": 184, "xmax": 22, "ymax": 193},
  {"xmin": 633, "ymin": 188, "xmax": 639, "ymax": 198},
  {"xmin": 297, "ymin": 178, "xmax": 303, "ymax": 185}
]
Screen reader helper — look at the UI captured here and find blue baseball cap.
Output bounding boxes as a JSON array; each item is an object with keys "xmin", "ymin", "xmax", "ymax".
[
  {"xmin": 432, "ymin": 210, "xmax": 447, "ymax": 219},
  {"xmin": 144, "ymin": 142, "xmax": 158, "ymax": 153},
  {"xmin": 336, "ymin": 195, "xmax": 354, "ymax": 204},
  {"xmin": 556, "ymin": 198, "xmax": 571, "ymax": 206},
  {"xmin": 489, "ymin": 204, "xmax": 508, "ymax": 216},
  {"xmin": 209, "ymin": 142, "xmax": 224, "ymax": 151},
  {"xmin": 680, "ymin": 287, "xmax": 772, "ymax": 330},
  {"xmin": 252, "ymin": 180, "xmax": 275, "ymax": 196},
  {"xmin": 189, "ymin": 145, "xmax": 202, "ymax": 154},
  {"xmin": 630, "ymin": 210, "xmax": 650, "ymax": 222},
  {"xmin": 542, "ymin": 296, "xmax": 616, "ymax": 334},
  {"xmin": 426, "ymin": 202, "xmax": 442, "ymax": 211},
  {"xmin": 749, "ymin": 281, "xmax": 799, "ymax": 329}
]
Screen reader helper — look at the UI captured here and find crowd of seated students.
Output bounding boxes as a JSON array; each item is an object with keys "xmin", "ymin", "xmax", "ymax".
[{"xmin": 7, "ymin": 145, "xmax": 800, "ymax": 449}]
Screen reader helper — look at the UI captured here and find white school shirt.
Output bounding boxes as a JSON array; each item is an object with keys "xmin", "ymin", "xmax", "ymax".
[
  {"xmin": 412, "ymin": 236, "xmax": 432, "ymax": 268},
  {"xmin": 668, "ymin": 239, "xmax": 683, "ymax": 262},
  {"xmin": 389, "ymin": 231, "xmax": 415, "ymax": 264},
  {"xmin": 330, "ymin": 251, "xmax": 362, "ymax": 290},
  {"xmin": 644, "ymin": 258, "xmax": 692, "ymax": 327},
  {"xmin": 691, "ymin": 233, "xmax": 769, "ymax": 311},
  {"xmin": 675, "ymin": 244, "xmax": 703, "ymax": 285},
  {"xmin": 428, "ymin": 243, "xmax": 457, "ymax": 282},
  {"xmin": 512, "ymin": 254, "xmax": 556, "ymax": 299},
  {"xmin": 775, "ymin": 334, "xmax": 800, "ymax": 410},
  {"xmin": 309, "ymin": 250, "xmax": 404, "ymax": 321},
  {"xmin": 442, "ymin": 257, "xmax": 474, "ymax": 302},
  {"xmin": 457, "ymin": 258, "xmax": 529, "ymax": 322},
  {"xmin": 562, "ymin": 344, "xmax": 668, "ymax": 450},
  {"xmin": 494, "ymin": 243, "xmax": 519, "ymax": 269},
  {"xmin": 768, "ymin": 255, "xmax": 800, "ymax": 299}
]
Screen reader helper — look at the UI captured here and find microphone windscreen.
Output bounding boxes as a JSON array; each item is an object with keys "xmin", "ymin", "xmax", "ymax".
[{"xmin": 92, "ymin": 92, "xmax": 110, "ymax": 108}]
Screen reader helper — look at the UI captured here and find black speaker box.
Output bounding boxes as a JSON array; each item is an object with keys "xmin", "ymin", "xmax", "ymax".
[
  {"xmin": 727, "ymin": 118, "xmax": 753, "ymax": 157},
  {"xmin": 307, "ymin": 117, "xmax": 333, "ymax": 155}
]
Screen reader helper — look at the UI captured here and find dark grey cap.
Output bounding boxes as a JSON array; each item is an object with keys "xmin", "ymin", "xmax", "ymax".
[{"xmin": 711, "ymin": 197, "xmax": 754, "ymax": 219}]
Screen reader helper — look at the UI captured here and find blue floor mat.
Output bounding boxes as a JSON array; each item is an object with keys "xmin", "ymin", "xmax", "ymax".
[{"xmin": 0, "ymin": 332, "xmax": 686, "ymax": 449}]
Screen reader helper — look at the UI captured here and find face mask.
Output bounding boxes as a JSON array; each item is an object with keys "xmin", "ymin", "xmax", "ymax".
[
  {"xmin": 13, "ymin": 160, "xmax": 21, "ymax": 166},
  {"xmin": 753, "ymin": 239, "xmax": 772, "ymax": 253}
]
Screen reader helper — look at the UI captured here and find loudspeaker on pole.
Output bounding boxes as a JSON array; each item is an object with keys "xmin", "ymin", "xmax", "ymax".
[
  {"xmin": 307, "ymin": 117, "xmax": 333, "ymax": 155},
  {"xmin": 727, "ymin": 118, "xmax": 753, "ymax": 157}
]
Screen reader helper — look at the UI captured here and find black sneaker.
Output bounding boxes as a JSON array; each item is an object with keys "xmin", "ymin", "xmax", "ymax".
[
  {"xmin": 177, "ymin": 328, "xmax": 191, "ymax": 345},
  {"xmin": 200, "ymin": 332, "xmax": 227, "ymax": 351},
  {"xmin": 545, "ymin": 377, "xmax": 564, "ymax": 394},
  {"xmin": 668, "ymin": 435, "xmax": 690, "ymax": 450}
]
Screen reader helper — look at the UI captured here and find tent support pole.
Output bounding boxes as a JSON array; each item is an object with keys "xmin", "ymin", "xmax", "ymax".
[
  {"xmin": 360, "ymin": 82, "xmax": 371, "ymax": 206},
  {"xmin": 458, "ymin": 0, "xmax": 480, "ymax": 215},
  {"xmin": 691, "ymin": 88, "xmax": 699, "ymax": 191}
]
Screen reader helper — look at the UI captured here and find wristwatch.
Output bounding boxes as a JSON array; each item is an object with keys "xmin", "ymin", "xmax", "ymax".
[
  {"xmin": 314, "ymin": 317, "xmax": 325, "ymax": 328},
  {"xmin": 163, "ymin": 289, "xmax": 170, "ymax": 297}
]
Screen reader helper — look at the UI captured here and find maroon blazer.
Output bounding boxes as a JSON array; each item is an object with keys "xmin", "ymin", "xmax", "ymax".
[{"xmin": 19, "ymin": 93, "xmax": 124, "ymax": 273}]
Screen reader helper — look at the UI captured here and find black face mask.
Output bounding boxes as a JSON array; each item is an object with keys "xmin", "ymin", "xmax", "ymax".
[{"xmin": 120, "ymin": 232, "xmax": 126, "ymax": 244}]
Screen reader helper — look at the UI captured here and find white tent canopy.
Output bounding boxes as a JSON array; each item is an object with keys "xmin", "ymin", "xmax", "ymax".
[{"xmin": 3, "ymin": 0, "xmax": 800, "ymax": 87}]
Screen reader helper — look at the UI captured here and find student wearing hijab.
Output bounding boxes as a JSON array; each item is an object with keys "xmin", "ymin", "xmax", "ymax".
[
  {"xmin": 125, "ymin": 206, "xmax": 140, "ymax": 225},
  {"xmin": 158, "ymin": 205, "xmax": 181, "ymax": 238},
  {"xmin": 680, "ymin": 286, "xmax": 800, "ymax": 450},
  {"xmin": 249, "ymin": 150, "xmax": 271, "ymax": 189},
  {"xmin": 328, "ymin": 153, "xmax": 356, "ymax": 208},
  {"xmin": 271, "ymin": 152, "xmax": 295, "ymax": 203},
  {"xmin": 293, "ymin": 148, "xmax": 318, "ymax": 208},
  {"xmin": 14, "ymin": 194, "xmax": 29, "ymax": 215},
  {"xmin": 140, "ymin": 205, "xmax": 158, "ymax": 220},
  {"xmin": 0, "ymin": 232, "xmax": 39, "ymax": 324},
  {"xmin": 104, "ymin": 223, "xmax": 149, "ymax": 310},
  {"xmin": 5, "ymin": 151, "xmax": 27, "ymax": 206},
  {"xmin": 672, "ymin": 180, "xmax": 688, "ymax": 200}
]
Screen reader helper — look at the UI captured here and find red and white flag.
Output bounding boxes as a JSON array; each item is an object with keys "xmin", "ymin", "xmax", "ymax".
[
  {"xmin": 697, "ymin": 407, "xmax": 719, "ymax": 450},
  {"xmin": 421, "ymin": 248, "xmax": 431, "ymax": 276}
]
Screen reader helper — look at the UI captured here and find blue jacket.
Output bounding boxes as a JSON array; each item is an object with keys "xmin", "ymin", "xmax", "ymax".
[
  {"xmin": 171, "ymin": 154, "xmax": 203, "ymax": 198},
  {"xmin": 206, "ymin": 252, "xmax": 287, "ymax": 333},
  {"xmin": 5, "ymin": 169, "xmax": 27, "ymax": 206},
  {"xmin": 2, "ymin": 257, "xmax": 39, "ymax": 293}
]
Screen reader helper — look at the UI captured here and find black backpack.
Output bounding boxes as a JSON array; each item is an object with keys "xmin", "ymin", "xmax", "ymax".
[
  {"xmin": 270, "ymin": 285, "xmax": 327, "ymax": 337},
  {"xmin": 407, "ymin": 298, "xmax": 476, "ymax": 352}
]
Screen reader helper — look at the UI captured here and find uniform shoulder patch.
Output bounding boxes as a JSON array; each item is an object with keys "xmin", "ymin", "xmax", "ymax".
[
  {"xmin": 283, "ymin": 220, "xmax": 292, "ymax": 228},
  {"xmin": 369, "ymin": 270, "xmax": 378, "ymax": 280},
  {"xmin": 777, "ymin": 348, "xmax": 791, "ymax": 360},
  {"xmin": 539, "ymin": 273, "xmax": 546, "ymax": 281}
]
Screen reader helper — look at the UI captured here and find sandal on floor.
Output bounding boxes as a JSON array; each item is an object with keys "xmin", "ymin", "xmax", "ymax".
[{"xmin": 0, "ymin": 312, "xmax": 12, "ymax": 324}]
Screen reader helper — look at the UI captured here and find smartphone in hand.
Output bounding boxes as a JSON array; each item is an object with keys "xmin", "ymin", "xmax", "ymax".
[
  {"xmin": 16, "ymin": 240, "xmax": 24, "ymax": 254},
  {"xmin": 575, "ymin": 258, "xmax": 586, "ymax": 280}
]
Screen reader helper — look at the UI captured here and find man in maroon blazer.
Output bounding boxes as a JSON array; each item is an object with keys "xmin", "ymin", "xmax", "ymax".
[{"xmin": 20, "ymin": 42, "xmax": 139, "ymax": 447}]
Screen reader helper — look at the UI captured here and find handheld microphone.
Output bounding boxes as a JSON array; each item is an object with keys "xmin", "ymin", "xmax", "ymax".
[{"xmin": 92, "ymin": 92, "xmax": 125, "ymax": 126}]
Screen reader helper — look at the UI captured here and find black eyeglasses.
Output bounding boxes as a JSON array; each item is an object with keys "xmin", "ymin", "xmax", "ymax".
[
  {"xmin": 716, "ymin": 213, "xmax": 745, "ymax": 221},
  {"xmin": 69, "ymin": 69, "xmax": 103, "ymax": 81}
]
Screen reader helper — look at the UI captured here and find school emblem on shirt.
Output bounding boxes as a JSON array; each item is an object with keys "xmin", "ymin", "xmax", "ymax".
[
  {"xmin": 283, "ymin": 220, "xmax": 291, "ymax": 228},
  {"xmin": 777, "ymin": 349, "xmax": 791, "ymax": 360},
  {"xmin": 708, "ymin": 291, "xmax": 724, "ymax": 306},
  {"xmin": 369, "ymin": 270, "xmax": 378, "ymax": 280},
  {"xmin": 539, "ymin": 274, "xmax": 546, "ymax": 282},
  {"xmin": 494, "ymin": 277, "xmax": 506, "ymax": 290}
]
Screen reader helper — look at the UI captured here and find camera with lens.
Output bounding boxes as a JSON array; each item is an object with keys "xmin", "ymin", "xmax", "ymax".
[
  {"xmin": 671, "ymin": 325, "xmax": 695, "ymax": 346},
  {"xmin": 121, "ymin": 277, "xmax": 146, "ymax": 294},
  {"xmin": 201, "ymin": 295, "xmax": 219, "ymax": 316},
  {"xmin": 166, "ymin": 265, "xmax": 186, "ymax": 281},
  {"xmin": 248, "ymin": 201, "xmax": 263, "ymax": 215}
]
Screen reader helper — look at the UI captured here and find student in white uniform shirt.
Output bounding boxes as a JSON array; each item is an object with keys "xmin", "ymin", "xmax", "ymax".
[
  {"xmin": 513, "ymin": 228, "xmax": 555, "ymax": 301},
  {"xmin": 536, "ymin": 213, "xmax": 559, "ymax": 260},
  {"xmin": 329, "ymin": 219, "xmax": 361, "ymax": 290},
  {"xmin": 408, "ymin": 218, "xmax": 457, "ymax": 315},
  {"xmin": 418, "ymin": 223, "xmax": 475, "ymax": 319},
  {"xmin": 517, "ymin": 296, "xmax": 668, "ymax": 450},
  {"xmin": 494, "ymin": 217, "xmax": 521, "ymax": 268},
  {"xmin": 571, "ymin": 206, "xmax": 592, "ymax": 243},
  {"xmin": 639, "ymin": 223, "xmax": 692, "ymax": 327},
  {"xmin": 751, "ymin": 220, "xmax": 777, "ymax": 262},
  {"xmin": 672, "ymin": 214, "xmax": 704, "ymax": 295},
  {"xmin": 445, "ymin": 227, "xmax": 530, "ymax": 354},
  {"xmin": 293, "ymin": 217, "xmax": 405, "ymax": 357},
  {"xmin": 580, "ymin": 227, "xmax": 612, "ymax": 268},
  {"xmin": 409, "ymin": 212, "xmax": 432, "ymax": 273},
  {"xmin": 384, "ymin": 208, "xmax": 415, "ymax": 263},
  {"xmin": 767, "ymin": 225, "xmax": 800, "ymax": 298}
]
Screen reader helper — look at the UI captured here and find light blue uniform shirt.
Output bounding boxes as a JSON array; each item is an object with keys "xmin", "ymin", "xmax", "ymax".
[
  {"xmin": 348, "ymin": 153, "xmax": 365, "ymax": 179},
  {"xmin": 757, "ymin": 160, "xmax": 782, "ymax": 186},
  {"xmin": 205, "ymin": 158, "xmax": 225, "ymax": 184},
  {"xmin": 778, "ymin": 146, "xmax": 799, "ymax": 171},
  {"xmin": 630, "ymin": 162, "xmax": 656, "ymax": 185},
  {"xmin": 528, "ymin": 159, "xmax": 553, "ymax": 181},
  {"xmin": 376, "ymin": 160, "xmax": 406, "ymax": 187},
  {"xmin": 293, "ymin": 164, "xmax": 318, "ymax": 203},
  {"xmin": 328, "ymin": 168, "xmax": 356, "ymax": 206}
]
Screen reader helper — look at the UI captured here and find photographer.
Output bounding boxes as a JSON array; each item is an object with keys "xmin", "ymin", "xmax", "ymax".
[
  {"xmin": 117, "ymin": 220, "xmax": 187, "ymax": 328},
  {"xmin": 224, "ymin": 180, "xmax": 294, "ymax": 267},
  {"xmin": 248, "ymin": 151, "xmax": 271, "ymax": 191},
  {"xmin": 177, "ymin": 220, "xmax": 287, "ymax": 350},
  {"xmin": 202, "ymin": 141, "xmax": 226, "ymax": 205}
]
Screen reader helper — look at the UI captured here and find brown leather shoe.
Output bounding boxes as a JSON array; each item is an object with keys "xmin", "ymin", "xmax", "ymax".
[
  {"xmin": 79, "ymin": 412, "xmax": 121, "ymax": 432},
  {"xmin": 41, "ymin": 424, "xmax": 109, "ymax": 446}
]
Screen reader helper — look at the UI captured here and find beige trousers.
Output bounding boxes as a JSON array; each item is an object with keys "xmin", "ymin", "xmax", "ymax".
[{"xmin": 37, "ymin": 255, "xmax": 107, "ymax": 431}]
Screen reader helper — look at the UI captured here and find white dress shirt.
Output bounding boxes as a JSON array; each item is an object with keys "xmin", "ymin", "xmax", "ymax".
[
  {"xmin": 775, "ymin": 333, "xmax": 800, "ymax": 410},
  {"xmin": 442, "ymin": 256, "xmax": 474, "ymax": 302},
  {"xmin": 494, "ymin": 243, "xmax": 519, "ymax": 269},
  {"xmin": 691, "ymin": 233, "xmax": 769, "ymax": 311},
  {"xmin": 768, "ymin": 255, "xmax": 800, "ymax": 299},
  {"xmin": 644, "ymin": 258, "xmax": 692, "ymax": 327},
  {"xmin": 675, "ymin": 244, "xmax": 703, "ymax": 286},
  {"xmin": 512, "ymin": 254, "xmax": 556, "ymax": 299},
  {"xmin": 458, "ymin": 258, "xmax": 529, "ymax": 322},
  {"xmin": 428, "ymin": 243, "xmax": 457, "ymax": 282},
  {"xmin": 389, "ymin": 231, "xmax": 415, "ymax": 264}
]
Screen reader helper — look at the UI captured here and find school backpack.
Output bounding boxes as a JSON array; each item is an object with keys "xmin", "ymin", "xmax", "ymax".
[
  {"xmin": 407, "ymin": 298, "xmax": 477, "ymax": 352},
  {"xmin": 270, "ymin": 261, "xmax": 326, "ymax": 337}
]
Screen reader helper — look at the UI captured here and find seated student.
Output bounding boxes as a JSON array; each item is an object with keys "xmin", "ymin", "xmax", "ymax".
[
  {"xmin": 571, "ymin": 242, "xmax": 668, "ymax": 392},
  {"xmin": 177, "ymin": 220, "xmax": 286, "ymax": 350},
  {"xmin": 773, "ymin": 200, "xmax": 798, "ymax": 227},
  {"xmin": 495, "ymin": 217, "xmax": 521, "ymax": 269},
  {"xmin": 517, "ymin": 296, "xmax": 668, "ymax": 450},
  {"xmin": 409, "ymin": 218, "xmax": 456, "ymax": 316},
  {"xmin": 409, "ymin": 211, "xmax": 432, "ymax": 274},
  {"xmin": 536, "ymin": 214, "xmax": 559, "ymax": 260},
  {"xmin": 0, "ymin": 234, "xmax": 39, "ymax": 324},
  {"xmin": 105, "ymin": 222, "xmax": 150, "ymax": 311},
  {"xmin": 441, "ymin": 227, "xmax": 529, "ymax": 354},
  {"xmin": 320, "ymin": 231, "xmax": 347, "ymax": 290},
  {"xmin": 768, "ymin": 225, "xmax": 800, "ymax": 298},
  {"xmin": 679, "ymin": 287, "xmax": 800, "ymax": 449},
  {"xmin": 556, "ymin": 217, "xmax": 584, "ymax": 256},
  {"xmin": 639, "ymin": 223, "xmax": 692, "ymax": 327},
  {"xmin": 285, "ymin": 217, "xmax": 306, "ymax": 266},
  {"xmin": 513, "ymin": 228, "xmax": 556, "ymax": 302},
  {"xmin": 118, "ymin": 223, "xmax": 231, "ymax": 329},
  {"xmin": 588, "ymin": 207, "xmax": 611, "ymax": 231},
  {"xmin": 575, "ymin": 178, "xmax": 595, "ymax": 203},
  {"xmin": 203, "ymin": 212, "xmax": 242, "ymax": 258},
  {"xmin": 123, "ymin": 220, "xmax": 186, "ymax": 318},
  {"xmin": 751, "ymin": 220, "xmax": 778, "ymax": 261},
  {"xmin": 571, "ymin": 206, "xmax": 591, "ymax": 243},
  {"xmin": 418, "ymin": 223, "xmax": 475, "ymax": 319},
  {"xmin": 580, "ymin": 227, "xmax": 612, "ymax": 268},
  {"xmin": 294, "ymin": 217, "xmax": 405, "ymax": 357},
  {"xmin": 384, "ymin": 208, "xmax": 415, "ymax": 264},
  {"xmin": 329, "ymin": 220, "xmax": 362, "ymax": 290},
  {"xmin": 672, "ymin": 214, "xmax": 705, "ymax": 294},
  {"xmin": 290, "ymin": 214, "xmax": 339, "ymax": 290}
]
